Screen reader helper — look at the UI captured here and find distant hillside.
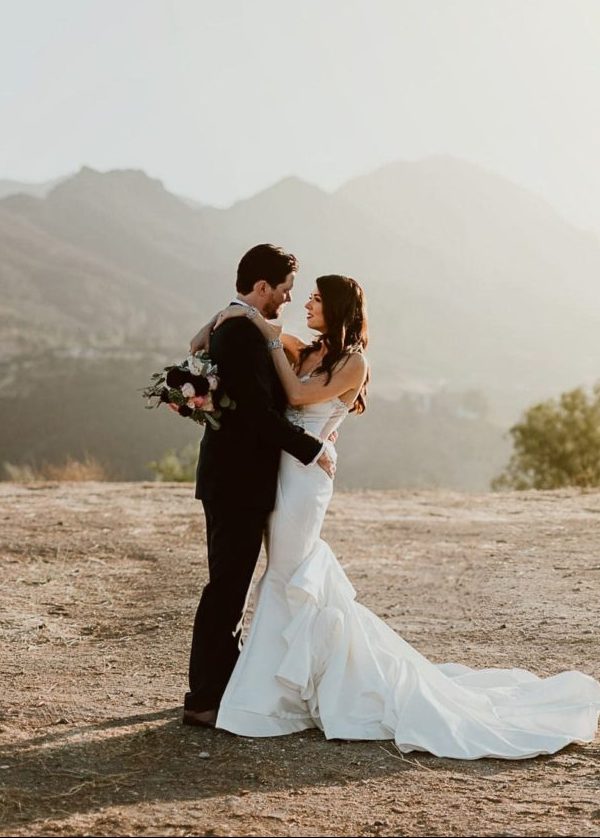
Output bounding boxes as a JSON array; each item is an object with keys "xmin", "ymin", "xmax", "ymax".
[
  {"xmin": 0, "ymin": 203, "xmax": 187, "ymax": 356},
  {"xmin": 1, "ymin": 168, "xmax": 228, "ymax": 321},
  {"xmin": 336, "ymin": 156, "xmax": 600, "ymax": 411}
]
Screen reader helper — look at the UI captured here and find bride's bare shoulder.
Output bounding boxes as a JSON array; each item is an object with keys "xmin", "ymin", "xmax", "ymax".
[{"xmin": 337, "ymin": 351, "xmax": 369, "ymax": 376}]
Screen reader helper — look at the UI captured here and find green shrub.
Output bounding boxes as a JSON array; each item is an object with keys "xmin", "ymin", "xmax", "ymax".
[
  {"xmin": 493, "ymin": 384, "xmax": 600, "ymax": 490},
  {"xmin": 148, "ymin": 443, "xmax": 197, "ymax": 482}
]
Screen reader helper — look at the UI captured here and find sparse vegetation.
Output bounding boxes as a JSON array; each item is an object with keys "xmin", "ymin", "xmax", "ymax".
[
  {"xmin": 493, "ymin": 384, "xmax": 600, "ymax": 490},
  {"xmin": 2, "ymin": 454, "xmax": 109, "ymax": 482},
  {"xmin": 2, "ymin": 462, "xmax": 38, "ymax": 482},
  {"xmin": 148, "ymin": 443, "xmax": 197, "ymax": 482}
]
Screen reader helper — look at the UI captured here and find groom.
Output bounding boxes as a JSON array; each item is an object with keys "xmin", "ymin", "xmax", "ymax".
[{"xmin": 183, "ymin": 243, "xmax": 335, "ymax": 727}]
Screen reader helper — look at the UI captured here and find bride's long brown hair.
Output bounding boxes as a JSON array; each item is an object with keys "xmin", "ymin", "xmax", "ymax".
[{"xmin": 298, "ymin": 274, "xmax": 369, "ymax": 414}]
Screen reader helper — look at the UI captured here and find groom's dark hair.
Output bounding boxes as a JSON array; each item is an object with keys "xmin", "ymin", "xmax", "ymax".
[{"xmin": 236, "ymin": 244, "xmax": 299, "ymax": 294}]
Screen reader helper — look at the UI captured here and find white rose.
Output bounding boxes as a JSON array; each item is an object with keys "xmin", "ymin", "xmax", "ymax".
[
  {"xmin": 181, "ymin": 382, "xmax": 196, "ymax": 398},
  {"xmin": 207, "ymin": 374, "xmax": 218, "ymax": 391},
  {"xmin": 187, "ymin": 355, "xmax": 204, "ymax": 376}
]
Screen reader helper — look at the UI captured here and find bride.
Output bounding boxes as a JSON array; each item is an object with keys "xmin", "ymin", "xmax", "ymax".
[{"xmin": 209, "ymin": 274, "xmax": 600, "ymax": 759}]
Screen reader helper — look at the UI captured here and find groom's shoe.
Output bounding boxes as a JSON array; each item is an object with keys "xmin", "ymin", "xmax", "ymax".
[{"xmin": 182, "ymin": 708, "xmax": 218, "ymax": 728}]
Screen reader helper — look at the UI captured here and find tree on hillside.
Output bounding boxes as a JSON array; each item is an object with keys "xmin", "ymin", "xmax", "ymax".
[{"xmin": 493, "ymin": 384, "xmax": 600, "ymax": 490}]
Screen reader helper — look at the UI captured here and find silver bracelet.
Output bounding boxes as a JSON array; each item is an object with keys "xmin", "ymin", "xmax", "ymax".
[
  {"xmin": 267, "ymin": 337, "xmax": 283, "ymax": 351},
  {"xmin": 246, "ymin": 306, "xmax": 259, "ymax": 320}
]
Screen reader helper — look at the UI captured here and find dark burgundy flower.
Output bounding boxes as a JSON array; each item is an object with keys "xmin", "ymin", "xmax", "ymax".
[
  {"xmin": 178, "ymin": 404, "xmax": 193, "ymax": 418},
  {"xmin": 159, "ymin": 387, "xmax": 170, "ymax": 403},
  {"xmin": 166, "ymin": 367, "xmax": 192, "ymax": 388},
  {"xmin": 190, "ymin": 375, "xmax": 210, "ymax": 396}
]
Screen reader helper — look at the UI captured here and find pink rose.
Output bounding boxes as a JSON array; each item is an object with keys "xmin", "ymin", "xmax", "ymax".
[
  {"xmin": 207, "ymin": 375, "xmax": 218, "ymax": 391},
  {"xmin": 191, "ymin": 396, "xmax": 205, "ymax": 408}
]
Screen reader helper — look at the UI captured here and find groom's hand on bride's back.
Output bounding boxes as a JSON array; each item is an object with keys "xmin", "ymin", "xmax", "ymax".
[{"xmin": 317, "ymin": 446, "xmax": 336, "ymax": 479}]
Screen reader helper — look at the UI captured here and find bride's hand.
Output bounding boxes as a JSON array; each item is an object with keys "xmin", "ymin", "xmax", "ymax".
[
  {"xmin": 214, "ymin": 305, "xmax": 248, "ymax": 329},
  {"xmin": 215, "ymin": 306, "xmax": 282, "ymax": 341}
]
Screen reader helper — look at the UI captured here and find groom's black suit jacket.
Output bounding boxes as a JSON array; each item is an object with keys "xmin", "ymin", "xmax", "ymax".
[{"xmin": 195, "ymin": 316, "xmax": 322, "ymax": 510}]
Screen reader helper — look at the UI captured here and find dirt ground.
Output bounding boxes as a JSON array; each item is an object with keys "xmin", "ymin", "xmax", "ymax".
[{"xmin": 1, "ymin": 482, "xmax": 599, "ymax": 837}]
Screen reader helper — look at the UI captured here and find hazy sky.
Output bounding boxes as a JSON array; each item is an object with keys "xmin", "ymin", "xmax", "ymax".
[{"xmin": 3, "ymin": 0, "xmax": 600, "ymax": 229}]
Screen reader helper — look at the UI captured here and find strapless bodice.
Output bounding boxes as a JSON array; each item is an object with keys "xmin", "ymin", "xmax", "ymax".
[{"xmin": 285, "ymin": 398, "xmax": 349, "ymax": 441}]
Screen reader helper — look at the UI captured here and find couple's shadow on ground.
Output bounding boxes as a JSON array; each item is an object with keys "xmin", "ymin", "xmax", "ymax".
[{"xmin": 1, "ymin": 706, "xmax": 561, "ymax": 829}]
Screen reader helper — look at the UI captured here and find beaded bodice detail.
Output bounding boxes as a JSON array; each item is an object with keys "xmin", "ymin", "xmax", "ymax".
[{"xmin": 285, "ymin": 374, "xmax": 349, "ymax": 441}]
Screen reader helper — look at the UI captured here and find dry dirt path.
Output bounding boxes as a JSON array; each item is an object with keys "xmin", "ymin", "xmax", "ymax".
[{"xmin": 1, "ymin": 482, "xmax": 599, "ymax": 837}]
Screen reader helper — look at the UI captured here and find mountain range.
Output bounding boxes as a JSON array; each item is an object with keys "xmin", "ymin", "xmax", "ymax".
[{"xmin": 1, "ymin": 156, "xmax": 598, "ymax": 487}]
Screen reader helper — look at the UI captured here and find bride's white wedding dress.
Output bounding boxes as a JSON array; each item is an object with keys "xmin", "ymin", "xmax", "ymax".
[{"xmin": 216, "ymin": 396, "xmax": 600, "ymax": 759}]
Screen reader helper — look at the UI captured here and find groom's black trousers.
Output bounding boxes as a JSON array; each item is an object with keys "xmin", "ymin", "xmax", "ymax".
[{"xmin": 185, "ymin": 500, "xmax": 270, "ymax": 712}]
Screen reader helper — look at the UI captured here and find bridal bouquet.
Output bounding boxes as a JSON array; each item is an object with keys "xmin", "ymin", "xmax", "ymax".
[{"xmin": 142, "ymin": 351, "xmax": 235, "ymax": 429}]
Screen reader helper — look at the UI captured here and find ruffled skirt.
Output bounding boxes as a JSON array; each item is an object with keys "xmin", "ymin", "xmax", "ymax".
[{"xmin": 216, "ymin": 455, "xmax": 600, "ymax": 759}]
